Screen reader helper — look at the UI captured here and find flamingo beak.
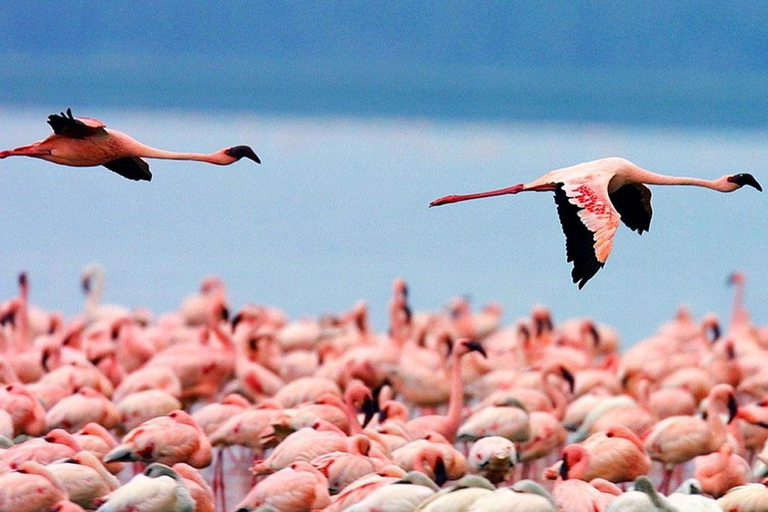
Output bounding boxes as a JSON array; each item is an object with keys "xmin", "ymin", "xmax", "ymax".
[
  {"xmin": 728, "ymin": 173, "xmax": 762, "ymax": 191},
  {"xmin": 589, "ymin": 324, "xmax": 600, "ymax": 347},
  {"xmin": 0, "ymin": 309, "xmax": 15, "ymax": 326},
  {"xmin": 361, "ymin": 396, "xmax": 379, "ymax": 428},
  {"xmin": 710, "ymin": 324, "xmax": 721, "ymax": 343},
  {"xmin": 559, "ymin": 457, "xmax": 570, "ymax": 479},
  {"xmin": 81, "ymin": 278, "xmax": 91, "ymax": 294},
  {"xmin": 225, "ymin": 145, "xmax": 261, "ymax": 164},
  {"xmin": 434, "ymin": 458, "xmax": 448, "ymax": 486},
  {"xmin": 464, "ymin": 340, "xmax": 487, "ymax": 358},
  {"xmin": 727, "ymin": 394, "xmax": 738, "ymax": 424},
  {"xmin": 378, "ymin": 407, "xmax": 388, "ymax": 425},
  {"xmin": 560, "ymin": 367, "xmax": 576, "ymax": 394}
]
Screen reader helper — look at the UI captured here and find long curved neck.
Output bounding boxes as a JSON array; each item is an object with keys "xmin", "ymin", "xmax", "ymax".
[
  {"xmin": 128, "ymin": 140, "xmax": 224, "ymax": 164},
  {"xmin": 705, "ymin": 395, "xmax": 727, "ymax": 443},
  {"xmin": 86, "ymin": 269, "xmax": 105, "ymax": 310},
  {"xmin": 543, "ymin": 371, "xmax": 567, "ymax": 419},
  {"xmin": 632, "ymin": 169, "xmax": 729, "ymax": 191},
  {"xmin": 445, "ymin": 350, "xmax": 465, "ymax": 438}
]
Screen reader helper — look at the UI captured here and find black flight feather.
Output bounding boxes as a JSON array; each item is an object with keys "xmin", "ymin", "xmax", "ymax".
[
  {"xmin": 609, "ymin": 183, "xmax": 653, "ymax": 234},
  {"xmin": 103, "ymin": 157, "xmax": 152, "ymax": 181},
  {"xmin": 553, "ymin": 184, "xmax": 604, "ymax": 289},
  {"xmin": 47, "ymin": 108, "xmax": 102, "ymax": 139}
]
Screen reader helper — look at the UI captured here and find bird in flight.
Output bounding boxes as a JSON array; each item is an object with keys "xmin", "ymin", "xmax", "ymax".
[
  {"xmin": 430, "ymin": 157, "xmax": 761, "ymax": 288},
  {"xmin": 0, "ymin": 109, "xmax": 260, "ymax": 181}
]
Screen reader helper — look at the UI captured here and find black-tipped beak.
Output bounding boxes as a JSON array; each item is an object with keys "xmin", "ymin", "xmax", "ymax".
[
  {"xmin": 81, "ymin": 278, "xmax": 90, "ymax": 294},
  {"xmin": 727, "ymin": 394, "xmax": 738, "ymax": 424},
  {"xmin": 0, "ymin": 309, "xmax": 15, "ymax": 327},
  {"xmin": 434, "ymin": 458, "xmax": 448, "ymax": 486},
  {"xmin": 226, "ymin": 145, "xmax": 261, "ymax": 164},
  {"xmin": 361, "ymin": 396, "xmax": 379, "ymax": 428},
  {"xmin": 18, "ymin": 272, "xmax": 27, "ymax": 287},
  {"xmin": 220, "ymin": 306, "xmax": 230, "ymax": 322},
  {"xmin": 728, "ymin": 173, "xmax": 762, "ymax": 191},
  {"xmin": 589, "ymin": 324, "xmax": 600, "ymax": 346},
  {"xmin": 711, "ymin": 324, "xmax": 722, "ymax": 343},
  {"xmin": 464, "ymin": 340, "xmax": 487, "ymax": 358},
  {"xmin": 231, "ymin": 312, "xmax": 244, "ymax": 331},
  {"xmin": 559, "ymin": 457, "xmax": 569, "ymax": 479},
  {"xmin": 378, "ymin": 407, "xmax": 388, "ymax": 425},
  {"xmin": 560, "ymin": 367, "xmax": 575, "ymax": 394}
]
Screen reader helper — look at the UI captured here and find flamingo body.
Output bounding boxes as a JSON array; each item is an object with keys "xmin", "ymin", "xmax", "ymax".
[
  {"xmin": 430, "ymin": 157, "xmax": 761, "ymax": 287},
  {"xmin": 0, "ymin": 109, "xmax": 260, "ymax": 181}
]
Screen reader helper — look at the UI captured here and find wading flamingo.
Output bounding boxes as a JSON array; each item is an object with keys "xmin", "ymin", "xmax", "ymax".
[
  {"xmin": 0, "ymin": 109, "xmax": 261, "ymax": 181},
  {"xmin": 430, "ymin": 157, "xmax": 762, "ymax": 287}
]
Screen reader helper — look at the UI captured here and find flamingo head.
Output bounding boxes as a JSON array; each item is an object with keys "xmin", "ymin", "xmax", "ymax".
[
  {"xmin": 726, "ymin": 173, "xmax": 762, "ymax": 191},
  {"xmin": 223, "ymin": 145, "xmax": 261, "ymax": 164},
  {"xmin": 456, "ymin": 339, "xmax": 487, "ymax": 358}
]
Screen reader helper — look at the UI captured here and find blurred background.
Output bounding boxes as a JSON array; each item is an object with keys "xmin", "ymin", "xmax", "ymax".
[{"xmin": 0, "ymin": 2, "xmax": 766, "ymax": 346}]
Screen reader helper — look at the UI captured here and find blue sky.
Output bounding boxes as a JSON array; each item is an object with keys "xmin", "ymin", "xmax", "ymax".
[{"xmin": 0, "ymin": 3, "xmax": 765, "ymax": 345}]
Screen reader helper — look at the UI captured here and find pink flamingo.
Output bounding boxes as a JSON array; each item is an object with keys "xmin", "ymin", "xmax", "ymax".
[
  {"xmin": 73, "ymin": 423, "xmax": 123, "ymax": 475},
  {"xmin": 1, "ymin": 429, "xmax": 80, "ymax": 466},
  {"xmin": 0, "ymin": 460, "xmax": 68, "ymax": 512},
  {"xmin": 311, "ymin": 450, "xmax": 386, "ymax": 494},
  {"xmin": 104, "ymin": 410, "xmax": 212, "ymax": 468},
  {"xmin": 0, "ymin": 382, "xmax": 46, "ymax": 436},
  {"xmin": 0, "ymin": 108, "xmax": 260, "ymax": 181},
  {"xmin": 320, "ymin": 466, "xmax": 406, "ymax": 512},
  {"xmin": 694, "ymin": 443, "xmax": 750, "ymax": 498},
  {"xmin": 235, "ymin": 461, "xmax": 330, "ymax": 512},
  {"xmin": 45, "ymin": 386, "xmax": 121, "ymax": 432},
  {"xmin": 553, "ymin": 426, "xmax": 651, "ymax": 484},
  {"xmin": 430, "ymin": 157, "xmax": 761, "ymax": 287},
  {"xmin": 192, "ymin": 393, "xmax": 250, "ymax": 511},
  {"xmin": 172, "ymin": 463, "xmax": 215, "ymax": 512},
  {"xmin": 405, "ymin": 339, "xmax": 487, "ymax": 441},
  {"xmin": 251, "ymin": 424, "xmax": 371, "ymax": 476},
  {"xmin": 47, "ymin": 450, "xmax": 120, "ymax": 510},
  {"xmin": 392, "ymin": 435, "xmax": 468, "ymax": 484},
  {"xmin": 644, "ymin": 383, "xmax": 738, "ymax": 493},
  {"xmin": 467, "ymin": 436, "xmax": 517, "ymax": 484}
]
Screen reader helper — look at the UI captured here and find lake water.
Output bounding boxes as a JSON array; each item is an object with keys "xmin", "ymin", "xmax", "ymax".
[{"xmin": 0, "ymin": 106, "xmax": 765, "ymax": 347}]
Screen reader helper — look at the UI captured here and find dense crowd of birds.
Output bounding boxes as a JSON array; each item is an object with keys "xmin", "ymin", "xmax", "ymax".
[{"xmin": 0, "ymin": 266, "xmax": 767, "ymax": 511}]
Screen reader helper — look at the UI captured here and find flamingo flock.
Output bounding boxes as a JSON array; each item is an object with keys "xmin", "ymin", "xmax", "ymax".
[{"xmin": 0, "ymin": 266, "xmax": 766, "ymax": 511}]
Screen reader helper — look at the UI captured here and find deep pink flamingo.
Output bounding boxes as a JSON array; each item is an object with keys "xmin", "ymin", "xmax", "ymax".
[
  {"xmin": 0, "ymin": 109, "xmax": 260, "ymax": 181},
  {"xmin": 430, "ymin": 157, "xmax": 761, "ymax": 287}
]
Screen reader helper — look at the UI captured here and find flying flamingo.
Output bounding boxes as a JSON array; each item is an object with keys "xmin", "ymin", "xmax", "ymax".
[
  {"xmin": 0, "ymin": 108, "xmax": 261, "ymax": 181},
  {"xmin": 430, "ymin": 157, "xmax": 762, "ymax": 287}
]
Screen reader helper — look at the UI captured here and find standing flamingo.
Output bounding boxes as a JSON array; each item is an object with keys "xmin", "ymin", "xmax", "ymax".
[
  {"xmin": 430, "ymin": 157, "xmax": 762, "ymax": 287},
  {"xmin": 644, "ymin": 383, "xmax": 738, "ymax": 493},
  {"xmin": 0, "ymin": 108, "xmax": 261, "ymax": 181}
]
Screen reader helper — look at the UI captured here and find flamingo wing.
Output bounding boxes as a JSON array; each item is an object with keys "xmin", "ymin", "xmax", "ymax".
[
  {"xmin": 47, "ymin": 109, "xmax": 106, "ymax": 139},
  {"xmin": 103, "ymin": 157, "xmax": 153, "ymax": 181},
  {"xmin": 609, "ymin": 183, "xmax": 652, "ymax": 234},
  {"xmin": 554, "ymin": 180, "xmax": 620, "ymax": 288}
]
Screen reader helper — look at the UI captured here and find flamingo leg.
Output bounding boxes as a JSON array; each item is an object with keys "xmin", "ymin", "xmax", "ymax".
[
  {"xmin": 218, "ymin": 448, "xmax": 227, "ymax": 512},
  {"xmin": 430, "ymin": 184, "xmax": 526, "ymax": 207},
  {"xmin": 0, "ymin": 145, "xmax": 51, "ymax": 159},
  {"xmin": 659, "ymin": 466, "xmax": 673, "ymax": 495}
]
